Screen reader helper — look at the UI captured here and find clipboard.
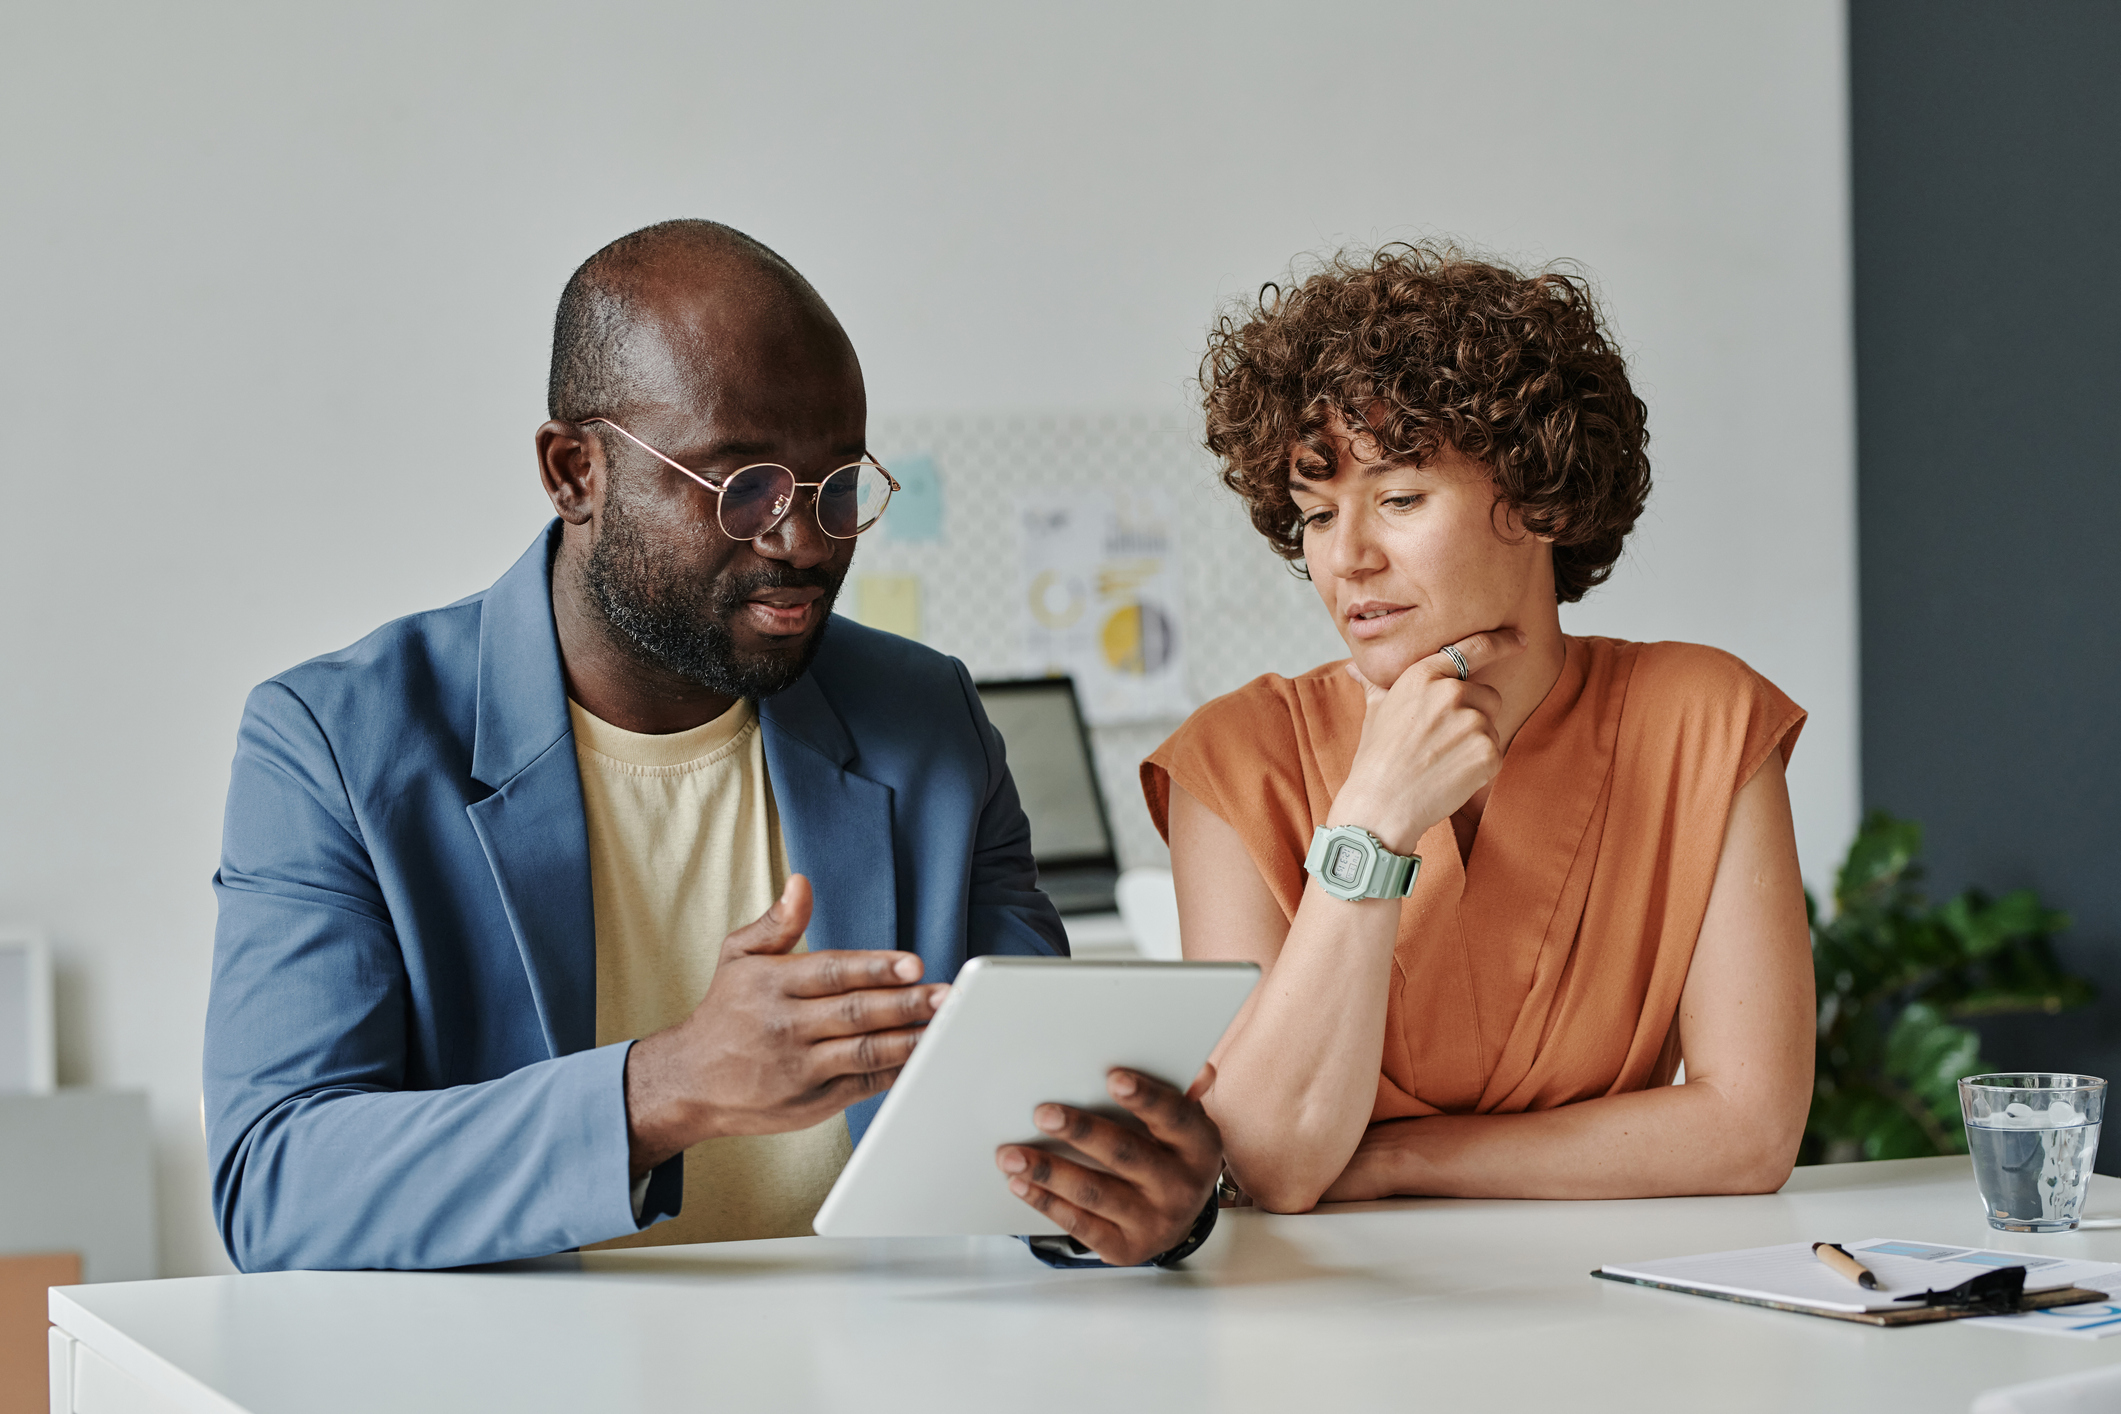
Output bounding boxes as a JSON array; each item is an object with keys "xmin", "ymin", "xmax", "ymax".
[
  {"xmin": 1594, "ymin": 1238, "xmax": 2121, "ymax": 1327},
  {"xmin": 1591, "ymin": 1270, "xmax": 2111, "ymax": 1326}
]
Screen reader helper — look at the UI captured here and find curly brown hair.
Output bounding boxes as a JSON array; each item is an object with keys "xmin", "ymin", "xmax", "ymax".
[{"xmin": 1199, "ymin": 243, "xmax": 1650, "ymax": 603}]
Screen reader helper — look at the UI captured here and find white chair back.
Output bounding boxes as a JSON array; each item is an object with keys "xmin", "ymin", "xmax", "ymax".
[{"xmin": 1114, "ymin": 867, "xmax": 1183, "ymax": 961}]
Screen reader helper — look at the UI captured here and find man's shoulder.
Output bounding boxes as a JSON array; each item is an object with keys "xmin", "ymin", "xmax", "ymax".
[
  {"xmin": 241, "ymin": 596, "xmax": 494, "ymax": 803},
  {"xmin": 261, "ymin": 594, "xmax": 488, "ymax": 724},
  {"xmin": 256, "ymin": 524, "xmax": 557, "ymax": 737}
]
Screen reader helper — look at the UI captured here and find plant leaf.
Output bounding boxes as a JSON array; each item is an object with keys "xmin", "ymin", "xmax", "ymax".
[
  {"xmin": 1807, "ymin": 811, "xmax": 2089, "ymax": 1169},
  {"xmin": 1834, "ymin": 811, "xmax": 1923, "ymax": 916}
]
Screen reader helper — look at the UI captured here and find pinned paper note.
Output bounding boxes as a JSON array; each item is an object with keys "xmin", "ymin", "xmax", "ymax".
[
  {"xmin": 1018, "ymin": 491, "xmax": 1187, "ymax": 725},
  {"xmin": 854, "ymin": 574, "xmax": 922, "ymax": 640},
  {"xmin": 881, "ymin": 454, "xmax": 944, "ymax": 542}
]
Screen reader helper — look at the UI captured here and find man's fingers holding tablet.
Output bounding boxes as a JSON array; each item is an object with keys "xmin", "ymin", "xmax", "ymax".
[
  {"xmin": 1109, "ymin": 1067, "xmax": 1224, "ymax": 1172},
  {"xmin": 996, "ymin": 1146, "xmax": 1159, "ymax": 1267},
  {"xmin": 1064, "ymin": 1080, "xmax": 1220, "ymax": 1223},
  {"xmin": 993, "ymin": 1074, "xmax": 1222, "ymax": 1266},
  {"xmin": 1003, "ymin": 1180, "xmax": 1129, "ymax": 1264}
]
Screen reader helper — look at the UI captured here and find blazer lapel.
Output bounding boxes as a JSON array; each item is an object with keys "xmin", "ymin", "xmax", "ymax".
[
  {"xmin": 759, "ymin": 665, "xmax": 899, "ymax": 958},
  {"xmin": 465, "ymin": 523, "xmax": 596, "ymax": 1059},
  {"xmin": 760, "ymin": 653, "xmax": 899, "ymax": 1145}
]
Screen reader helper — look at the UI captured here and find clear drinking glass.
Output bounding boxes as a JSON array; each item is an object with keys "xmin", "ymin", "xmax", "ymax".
[{"xmin": 1959, "ymin": 1073, "xmax": 2106, "ymax": 1232}]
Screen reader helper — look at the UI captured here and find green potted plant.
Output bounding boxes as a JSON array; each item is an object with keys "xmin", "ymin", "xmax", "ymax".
[{"xmin": 1804, "ymin": 811, "xmax": 2094, "ymax": 1163}]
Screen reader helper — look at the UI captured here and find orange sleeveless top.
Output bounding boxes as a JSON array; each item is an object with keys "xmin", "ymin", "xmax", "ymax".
[{"xmin": 1142, "ymin": 636, "xmax": 1804, "ymax": 1122}]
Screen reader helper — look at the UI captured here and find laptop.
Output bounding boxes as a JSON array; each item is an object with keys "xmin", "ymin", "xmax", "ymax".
[{"xmin": 974, "ymin": 677, "xmax": 1120, "ymax": 915}]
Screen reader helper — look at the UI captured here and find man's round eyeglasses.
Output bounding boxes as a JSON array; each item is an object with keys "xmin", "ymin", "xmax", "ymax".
[{"xmin": 581, "ymin": 417, "xmax": 900, "ymax": 542}]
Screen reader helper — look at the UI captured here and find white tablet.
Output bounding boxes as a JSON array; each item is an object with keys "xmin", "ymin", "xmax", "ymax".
[{"xmin": 811, "ymin": 955, "xmax": 1258, "ymax": 1238}]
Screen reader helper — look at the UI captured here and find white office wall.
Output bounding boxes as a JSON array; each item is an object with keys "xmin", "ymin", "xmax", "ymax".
[{"xmin": 0, "ymin": 1, "xmax": 1854, "ymax": 1277}]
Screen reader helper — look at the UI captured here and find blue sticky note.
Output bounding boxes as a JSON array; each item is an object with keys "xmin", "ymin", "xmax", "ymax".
[{"xmin": 882, "ymin": 453, "xmax": 943, "ymax": 542}]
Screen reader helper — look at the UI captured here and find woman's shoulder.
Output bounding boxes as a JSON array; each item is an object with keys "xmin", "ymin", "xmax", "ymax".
[
  {"xmin": 1585, "ymin": 637, "xmax": 1789, "ymax": 707},
  {"xmin": 1153, "ymin": 668, "xmax": 1330, "ymax": 769},
  {"xmin": 1142, "ymin": 662, "xmax": 1355, "ymax": 839},
  {"xmin": 1578, "ymin": 636, "xmax": 1806, "ymax": 768},
  {"xmin": 1185, "ymin": 658, "xmax": 1355, "ymax": 724}
]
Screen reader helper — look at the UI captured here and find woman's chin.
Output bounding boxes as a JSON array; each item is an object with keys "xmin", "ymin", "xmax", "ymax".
[{"xmin": 1349, "ymin": 646, "xmax": 1419, "ymax": 690}]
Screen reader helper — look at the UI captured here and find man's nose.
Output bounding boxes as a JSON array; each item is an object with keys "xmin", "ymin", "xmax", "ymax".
[{"xmin": 749, "ymin": 486, "xmax": 834, "ymax": 567}]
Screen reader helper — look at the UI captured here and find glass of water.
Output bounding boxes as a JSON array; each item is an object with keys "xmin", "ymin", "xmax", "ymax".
[{"xmin": 1960, "ymin": 1073, "xmax": 2106, "ymax": 1232}]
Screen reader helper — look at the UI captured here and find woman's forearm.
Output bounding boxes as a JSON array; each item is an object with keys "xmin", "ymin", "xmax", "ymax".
[
  {"xmin": 1324, "ymin": 1078, "xmax": 1804, "ymax": 1203},
  {"xmin": 1204, "ymin": 883, "xmax": 1403, "ymax": 1212}
]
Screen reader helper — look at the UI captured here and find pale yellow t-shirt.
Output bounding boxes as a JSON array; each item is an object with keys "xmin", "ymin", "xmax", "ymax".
[{"xmin": 570, "ymin": 697, "xmax": 852, "ymax": 1248}]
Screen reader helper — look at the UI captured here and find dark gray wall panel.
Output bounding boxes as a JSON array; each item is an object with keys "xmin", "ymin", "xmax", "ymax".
[{"xmin": 1852, "ymin": 0, "xmax": 2121, "ymax": 1168}]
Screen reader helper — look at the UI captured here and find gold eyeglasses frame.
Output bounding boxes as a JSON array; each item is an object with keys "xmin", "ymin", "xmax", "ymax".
[{"xmin": 580, "ymin": 416, "xmax": 900, "ymax": 542}]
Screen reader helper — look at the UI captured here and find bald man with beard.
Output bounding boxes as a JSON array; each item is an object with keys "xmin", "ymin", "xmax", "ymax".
[{"xmin": 204, "ymin": 220, "xmax": 1223, "ymax": 1274}]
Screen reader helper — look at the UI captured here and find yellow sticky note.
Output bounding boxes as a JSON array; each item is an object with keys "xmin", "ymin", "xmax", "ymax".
[{"xmin": 855, "ymin": 574, "xmax": 922, "ymax": 640}]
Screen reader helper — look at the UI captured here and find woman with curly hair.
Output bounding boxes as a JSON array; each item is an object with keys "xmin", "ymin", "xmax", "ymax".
[{"xmin": 1143, "ymin": 245, "xmax": 1814, "ymax": 1212}]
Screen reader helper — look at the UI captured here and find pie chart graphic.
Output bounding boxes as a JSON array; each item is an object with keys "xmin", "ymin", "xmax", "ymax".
[
  {"xmin": 1027, "ymin": 570, "xmax": 1084, "ymax": 629},
  {"xmin": 1100, "ymin": 600, "xmax": 1177, "ymax": 675}
]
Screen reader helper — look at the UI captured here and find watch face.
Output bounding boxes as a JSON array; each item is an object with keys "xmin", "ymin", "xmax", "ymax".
[{"xmin": 1329, "ymin": 840, "xmax": 1365, "ymax": 885}]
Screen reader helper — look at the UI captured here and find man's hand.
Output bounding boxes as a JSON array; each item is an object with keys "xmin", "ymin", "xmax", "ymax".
[
  {"xmin": 995, "ymin": 1064, "xmax": 1222, "ymax": 1266},
  {"xmin": 623, "ymin": 874, "xmax": 947, "ymax": 1177}
]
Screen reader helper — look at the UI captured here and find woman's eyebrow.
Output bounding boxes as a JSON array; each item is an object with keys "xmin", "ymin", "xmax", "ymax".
[{"xmin": 1288, "ymin": 459, "xmax": 1421, "ymax": 492}]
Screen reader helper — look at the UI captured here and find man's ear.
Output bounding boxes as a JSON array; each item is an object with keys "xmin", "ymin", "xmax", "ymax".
[{"xmin": 537, "ymin": 420, "xmax": 603, "ymax": 526}]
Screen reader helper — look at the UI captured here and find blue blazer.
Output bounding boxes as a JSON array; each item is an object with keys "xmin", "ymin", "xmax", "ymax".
[{"xmin": 205, "ymin": 523, "xmax": 1067, "ymax": 1272}]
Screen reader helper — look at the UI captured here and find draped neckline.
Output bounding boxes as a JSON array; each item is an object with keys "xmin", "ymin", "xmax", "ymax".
[{"xmin": 1292, "ymin": 636, "xmax": 1636, "ymax": 1111}]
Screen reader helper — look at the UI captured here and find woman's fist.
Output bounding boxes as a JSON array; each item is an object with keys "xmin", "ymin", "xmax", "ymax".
[{"xmin": 1328, "ymin": 628, "xmax": 1527, "ymax": 854}]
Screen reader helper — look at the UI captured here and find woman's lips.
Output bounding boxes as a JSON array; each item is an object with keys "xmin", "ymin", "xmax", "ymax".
[{"xmin": 1345, "ymin": 602, "xmax": 1412, "ymax": 641}]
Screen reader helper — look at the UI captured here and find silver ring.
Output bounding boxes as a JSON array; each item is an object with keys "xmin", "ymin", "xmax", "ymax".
[{"xmin": 1440, "ymin": 645, "xmax": 1470, "ymax": 680}]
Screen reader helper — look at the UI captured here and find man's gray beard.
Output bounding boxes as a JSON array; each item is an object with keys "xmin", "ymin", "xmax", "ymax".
[{"xmin": 581, "ymin": 481, "xmax": 843, "ymax": 700}]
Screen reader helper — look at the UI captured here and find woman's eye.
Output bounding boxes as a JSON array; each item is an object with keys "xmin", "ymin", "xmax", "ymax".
[
  {"xmin": 1300, "ymin": 510, "xmax": 1333, "ymax": 531},
  {"xmin": 1384, "ymin": 494, "xmax": 1424, "ymax": 511}
]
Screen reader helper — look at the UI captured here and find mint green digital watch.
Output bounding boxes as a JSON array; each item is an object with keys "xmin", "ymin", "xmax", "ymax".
[{"xmin": 1304, "ymin": 825, "xmax": 1421, "ymax": 902}]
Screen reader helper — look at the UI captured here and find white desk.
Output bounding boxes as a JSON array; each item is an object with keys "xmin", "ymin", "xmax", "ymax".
[{"xmin": 49, "ymin": 1158, "xmax": 2121, "ymax": 1414}]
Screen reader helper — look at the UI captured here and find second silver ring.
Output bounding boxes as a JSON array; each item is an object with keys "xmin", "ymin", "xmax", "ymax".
[{"xmin": 1440, "ymin": 645, "xmax": 1470, "ymax": 680}]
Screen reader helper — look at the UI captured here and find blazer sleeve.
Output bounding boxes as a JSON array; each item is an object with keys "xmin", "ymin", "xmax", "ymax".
[
  {"xmin": 950, "ymin": 659, "xmax": 1069, "ymax": 960},
  {"xmin": 204, "ymin": 681, "xmax": 667, "ymax": 1272}
]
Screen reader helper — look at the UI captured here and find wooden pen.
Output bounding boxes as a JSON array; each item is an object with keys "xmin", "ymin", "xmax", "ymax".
[{"xmin": 1813, "ymin": 1241, "xmax": 1880, "ymax": 1290}]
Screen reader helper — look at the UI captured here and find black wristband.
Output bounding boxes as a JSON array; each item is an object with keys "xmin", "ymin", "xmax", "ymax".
[
  {"xmin": 1148, "ymin": 1193, "xmax": 1220, "ymax": 1268},
  {"xmin": 1022, "ymin": 1191, "xmax": 1221, "ymax": 1269}
]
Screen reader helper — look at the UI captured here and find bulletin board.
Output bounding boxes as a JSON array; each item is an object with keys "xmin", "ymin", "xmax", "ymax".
[{"xmin": 850, "ymin": 411, "xmax": 1346, "ymax": 870}]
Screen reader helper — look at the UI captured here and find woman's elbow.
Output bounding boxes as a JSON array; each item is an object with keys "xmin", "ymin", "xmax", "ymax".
[
  {"xmin": 1721, "ymin": 1149, "xmax": 1797, "ymax": 1195},
  {"xmin": 1713, "ymin": 1111, "xmax": 1804, "ymax": 1194},
  {"xmin": 1247, "ymin": 1179, "xmax": 1328, "ymax": 1215},
  {"xmin": 1227, "ymin": 1156, "xmax": 1334, "ymax": 1214}
]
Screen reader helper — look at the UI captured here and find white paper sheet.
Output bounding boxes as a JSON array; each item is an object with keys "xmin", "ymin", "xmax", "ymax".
[{"xmin": 1969, "ymin": 1300, "xmax": 2121, "ymax": 1340}]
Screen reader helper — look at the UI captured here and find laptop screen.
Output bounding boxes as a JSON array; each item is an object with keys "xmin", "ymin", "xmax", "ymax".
[{"xmin": 974, "ymin": 678, "xmax": 1116, "ymax": 867}]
